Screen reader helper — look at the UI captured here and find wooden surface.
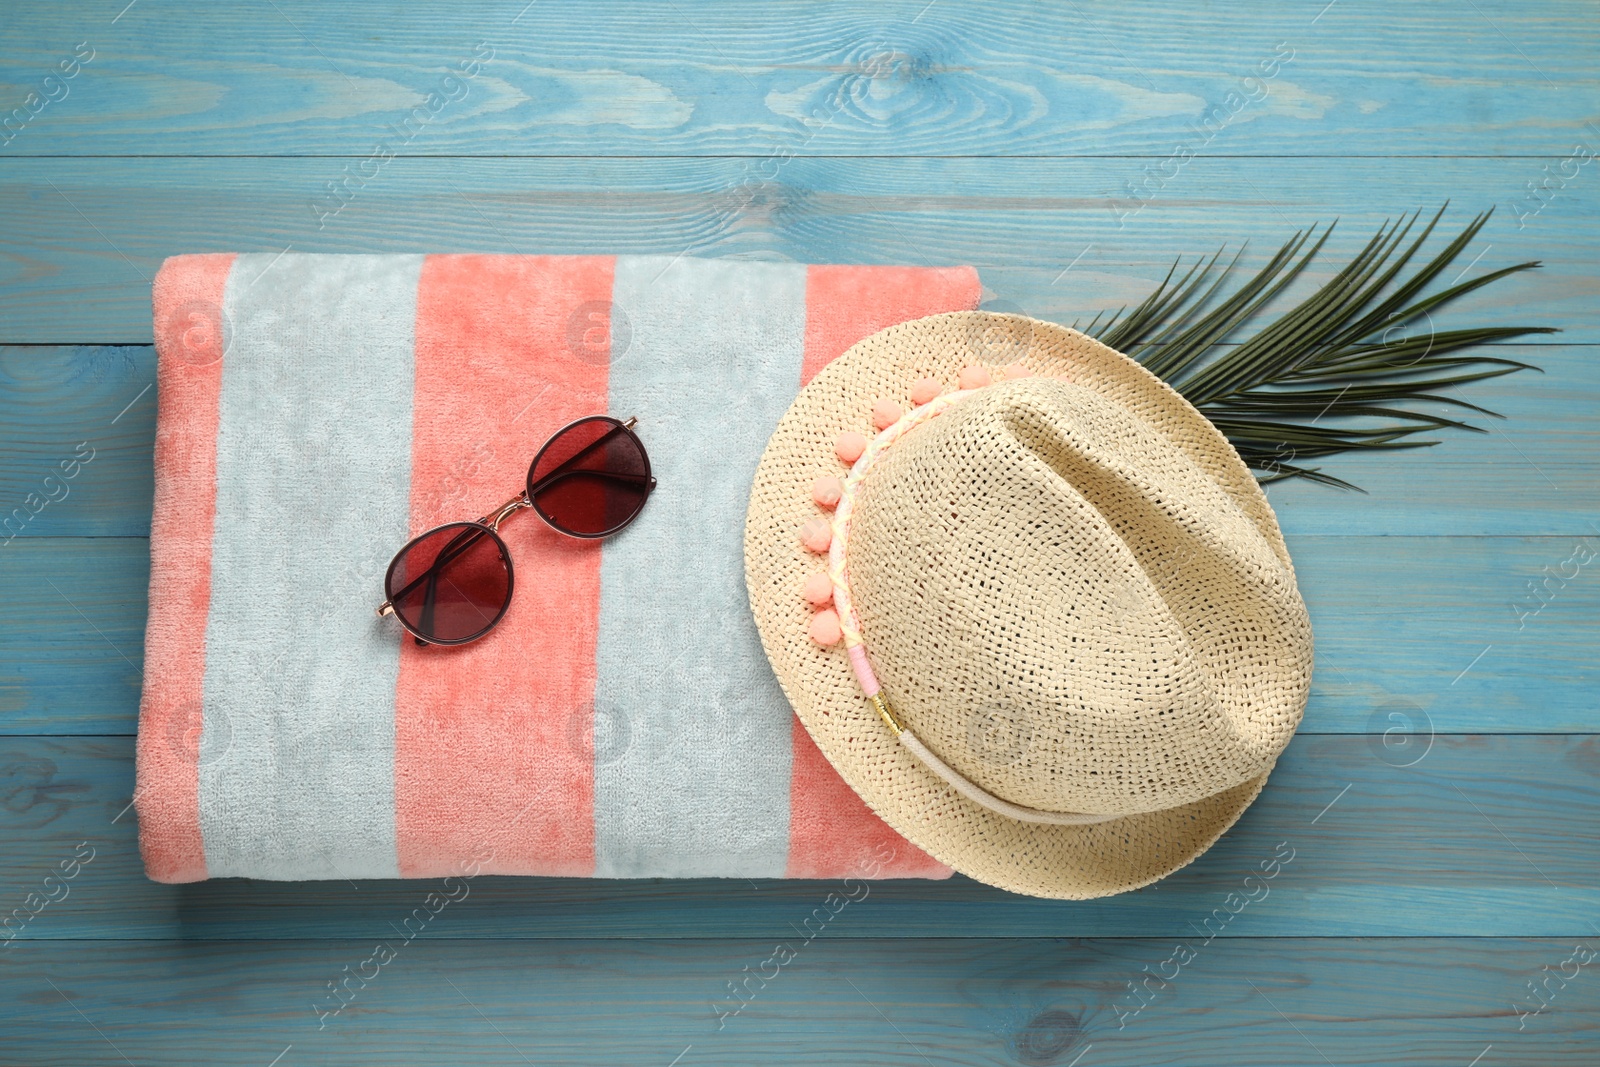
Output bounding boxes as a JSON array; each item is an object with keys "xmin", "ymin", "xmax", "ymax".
[{"xmin": 2, "ymin": 1, "xmax": 1596, "ymax": 1064}]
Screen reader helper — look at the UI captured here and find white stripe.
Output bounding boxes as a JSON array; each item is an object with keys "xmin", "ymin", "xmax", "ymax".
[
  {"xmin": 593, "ymin": 256, "xmax": 807, "ymax": 877},
  {"xmin": 198, "ymin": 253, "xmax": 423, "ymax": 879}
]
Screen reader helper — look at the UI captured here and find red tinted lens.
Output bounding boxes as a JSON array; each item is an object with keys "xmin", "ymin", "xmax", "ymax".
[
  {"xmin": 385, "ymin": 522, "xmax": 512, "ymax": 644},
  {"xmin": 527, "ymin": 417, "xmax": 651, "ymax": 537}
]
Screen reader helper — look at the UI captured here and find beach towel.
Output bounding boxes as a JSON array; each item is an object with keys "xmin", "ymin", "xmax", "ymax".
[{"xmin": 136, "ymin": 252, "xmax": 980, "ymax": 883}]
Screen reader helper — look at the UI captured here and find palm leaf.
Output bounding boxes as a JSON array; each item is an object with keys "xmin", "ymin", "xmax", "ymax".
[{"xmin": 1082, "ymin": 205, "xmax": 1555, "ymax": 490}]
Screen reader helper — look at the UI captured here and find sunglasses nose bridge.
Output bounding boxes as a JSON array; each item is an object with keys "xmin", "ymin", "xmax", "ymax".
[{"xmin": 484, "ymin": 492, "xmax": 532, "ymax": 532}]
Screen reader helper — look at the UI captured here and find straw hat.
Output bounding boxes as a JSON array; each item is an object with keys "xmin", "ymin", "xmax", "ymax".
[{"xmin": 744, "ymin": 312, "xmax": 1313, "ymax": 898}]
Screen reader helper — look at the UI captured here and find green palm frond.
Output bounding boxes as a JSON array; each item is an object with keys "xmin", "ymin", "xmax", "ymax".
[{"xmin": 1081, "ymin": 205, "xmax": 1554, "ymax": 490}]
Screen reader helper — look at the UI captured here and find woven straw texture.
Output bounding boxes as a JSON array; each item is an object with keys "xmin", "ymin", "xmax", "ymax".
[{"xmin": 744, "ymin": 313, "xmax": 1314, "ymax": 898}]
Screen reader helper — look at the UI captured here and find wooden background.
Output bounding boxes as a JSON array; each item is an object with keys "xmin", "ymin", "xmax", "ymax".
[{"xmin": 2, "ymin": 1, "xmax": 1597, "ymax": 1063}]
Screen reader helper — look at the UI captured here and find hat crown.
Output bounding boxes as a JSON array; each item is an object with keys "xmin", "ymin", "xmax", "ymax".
[{"xmin": 847, "ymin": 377, "xmax": 1311, "ymax": 816}]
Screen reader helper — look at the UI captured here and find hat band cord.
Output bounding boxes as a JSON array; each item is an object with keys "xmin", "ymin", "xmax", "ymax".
[{"xmin": 827, "ymin": 386, "xmax": 1123, "ymax": 827}]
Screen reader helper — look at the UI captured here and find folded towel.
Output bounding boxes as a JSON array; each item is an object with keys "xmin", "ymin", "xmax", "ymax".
[{"xmin": 136, "ymin": 253, "xmax": 980, "ymax": 882}]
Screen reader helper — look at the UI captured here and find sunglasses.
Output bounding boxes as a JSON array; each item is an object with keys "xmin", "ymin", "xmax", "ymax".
[{"xmin": 376, "ymin": 415, "xmax": 655, "ymax": 647}]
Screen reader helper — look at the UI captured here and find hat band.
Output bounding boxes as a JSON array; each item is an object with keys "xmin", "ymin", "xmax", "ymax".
[{"xmin": 827, "ymin": 386, "xmax": 1124, "ymax": 827}]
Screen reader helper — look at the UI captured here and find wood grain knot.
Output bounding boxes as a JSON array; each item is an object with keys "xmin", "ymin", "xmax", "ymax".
[{"xmin": 1011, "ymin": 1008, "xmax": 1084, "ymax": 1065}]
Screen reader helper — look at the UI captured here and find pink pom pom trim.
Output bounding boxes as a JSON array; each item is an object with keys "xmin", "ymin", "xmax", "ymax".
[
  {"xmin": 836, "ymin": 431, "xmax": 867, "ymax": 464},
  {"xmin": 803, "ymin": 571, "xmax": 834, "ymax": 606},
  {"xmin": 1003, "ymin": 362, "xmax": 1032, "ymax": 379},
  {"xmin": 958, "ymin": 365, "xmax": 992, "ymax": 390},
  {"xmin": 872, "ymin": 398, "xmax": 902, "ymax": 430},
  {"xmin": 809, "ymin": 609, "xmax": 842, "ymax": 646},
  {"xmin": 812, "ymin": 475, "xmax": 843, "ymax": 509},
  {"xmin": 800, "ymin": 517, "xmax": 832, "ymax": 553},
  {"xmin": 910, "ymin": 377, "xmax": 942, "ymax": 406}
]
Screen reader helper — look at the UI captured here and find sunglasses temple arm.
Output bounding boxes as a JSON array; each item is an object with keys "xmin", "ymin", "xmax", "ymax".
[
  {"xmin": 418, "ymin": 552, "xmax": 442, "ymax": 643},
  {"xmin": 382, "ymin": 524, "xmax": 494, "ymax": 612},
  {"xmin": 377, "ymin": 478, "xmax": 534, "ymax": 617},
  {"xmin": 529, "ymin": 467, "xmax": 654, "ymax": 496},
  {"xmin": 525, "ymin": 421, "xmax": 640, "ymax": 497}
]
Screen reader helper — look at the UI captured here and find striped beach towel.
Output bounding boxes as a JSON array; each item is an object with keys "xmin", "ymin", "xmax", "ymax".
[{"xmin": 136, "ymin": 253, "xmax": 979, "ymax": 883}]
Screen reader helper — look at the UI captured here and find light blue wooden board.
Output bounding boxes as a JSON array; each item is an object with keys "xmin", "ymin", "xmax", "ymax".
[
  {"xmin": 1, "ymin": 734, "xmax": 1593, "ymax": 939},
  {"xmin": 0, "ymin": 158, "xmax": 1594, "ymax": 346},
  {"xmin": 0, "ymin": 347, "xmax": 152, "ymax": 539},
  {"xmin": 1, "ymin": 0, "xmax": 1596, "ymax": 157},
  {"xmin": 4, "ymin": 534, "xmax": 1597, "ymax": 735},
  {"xmin": 1, "ymin": 938, "xmax": 1594, "ymax": 1066}
]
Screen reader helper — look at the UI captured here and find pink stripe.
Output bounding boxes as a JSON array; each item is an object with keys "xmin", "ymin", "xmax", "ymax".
[
  {"xmin": 799, "ymin": 264, "xmax": 981, "ymax": 385},
  {"xmin": 785, "ymin": 716, "xmax": 952, "ymax": 880},
  {"xmin": 137, "ymin": 253, "xmax": 236, "ymax": 883},
  {"xmin": 395, "ymin": 254, "xmax": 615, "ymax": 877},
  {"xmin": 786, "ymin": 264, "xmax": 978, "ymax": 880}
]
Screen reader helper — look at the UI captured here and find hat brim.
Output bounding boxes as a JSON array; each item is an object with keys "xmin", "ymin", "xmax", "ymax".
[{"xmin": 744, "ymin": 312, "xmax": 1300, "ymax": 898}]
